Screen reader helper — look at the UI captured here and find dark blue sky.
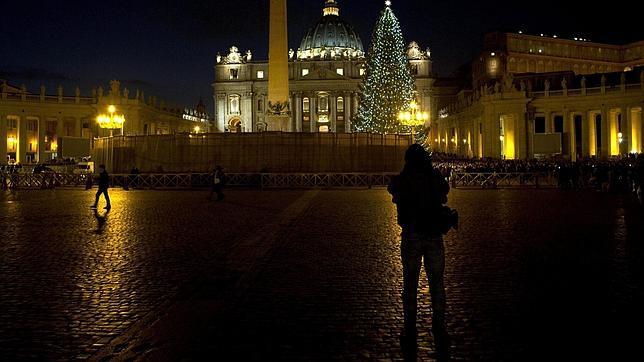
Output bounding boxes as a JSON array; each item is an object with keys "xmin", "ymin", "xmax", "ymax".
[{"xmin": 1, "ymin": 0, "xmax": 641, "ymax": 112}]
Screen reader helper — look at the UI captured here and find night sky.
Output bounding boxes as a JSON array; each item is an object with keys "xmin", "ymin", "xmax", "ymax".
[{"xmin": 1, "ymin": 0, "xmax": 642, "ymax": 112}]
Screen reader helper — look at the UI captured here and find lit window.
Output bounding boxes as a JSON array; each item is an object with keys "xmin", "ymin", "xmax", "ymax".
[
  {"xmin": 303, "ymin": 97, "xmax": 310, "ymax": 112},
  {"xmin": 336, "ymin": 68, "xmax": 344, "ymax": 76},
  {"xmin": 319, "ymin": 125, "xmax": 329, "ymax": 133},
  {"xmin": 257, "ymin": 70, "xmax": 264, "ymax": 79},
  {"xmin": 337, "ymin": 97, "xmax": 344, "ymax": 112},
  {"xmin": 302, "ymin": 68, "xmax": 309, "ymax": 76},
  {"xmin": 229, "ymin": 68, "xmax": 239, "ymax": 79}
]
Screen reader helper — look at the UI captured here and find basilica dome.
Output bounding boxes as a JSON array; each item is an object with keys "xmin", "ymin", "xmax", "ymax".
[{"xmin": 297, "ymin": 0, "xmax": 364, "ymax": 61}]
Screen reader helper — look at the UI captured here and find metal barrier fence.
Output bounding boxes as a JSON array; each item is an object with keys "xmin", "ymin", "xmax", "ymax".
[
  {"xmin": 0, "ymin": 172, "xmax": 395, "ymax": 190},
  {"xmin": 450, "ymin": 172, "xmax": 557, "ymax": 188},
  {"xmin": 2, "ymin": 172, "xmax": 559, "ymax": 190}
]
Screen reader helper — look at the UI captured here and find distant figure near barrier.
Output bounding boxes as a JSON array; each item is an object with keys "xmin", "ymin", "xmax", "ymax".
[{"xmin": 90, "ymin": 164, "xmax": 111, "ymax": 210}]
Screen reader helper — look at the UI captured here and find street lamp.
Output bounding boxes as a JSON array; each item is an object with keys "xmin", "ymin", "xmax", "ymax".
[
  {"xmin": 96, "ymin": 104, "xmax": 125, "ymax": 136},
  {"xmin": 397, "ymin": 101, "xmax": 429, "ymax": 127}
]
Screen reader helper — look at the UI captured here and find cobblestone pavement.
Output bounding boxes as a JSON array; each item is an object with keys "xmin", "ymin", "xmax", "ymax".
[{"xmin": 1, "ymin": 188, "xmax": 643, "ymax": 361}]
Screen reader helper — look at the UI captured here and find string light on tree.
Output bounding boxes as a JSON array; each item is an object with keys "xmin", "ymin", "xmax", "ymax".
[{"xmin": 353, "ymin": 0, "xmax": 414, "ymax": 135}]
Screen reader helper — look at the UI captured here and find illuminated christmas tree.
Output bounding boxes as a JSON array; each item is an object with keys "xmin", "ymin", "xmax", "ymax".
[{"xmin": 354, "ymin": 1, "xmax": 414, "ymax": 134}]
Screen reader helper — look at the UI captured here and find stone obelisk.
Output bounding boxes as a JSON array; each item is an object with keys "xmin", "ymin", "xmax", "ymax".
[{"xmin": 267, "ymin": 0, "xmax": 290, "ymax": 132}]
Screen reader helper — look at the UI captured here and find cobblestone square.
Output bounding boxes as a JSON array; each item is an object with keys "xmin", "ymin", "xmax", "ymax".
[{"xmin": 1, "ymin": 188, "xmax": 643, "ymax": 361}]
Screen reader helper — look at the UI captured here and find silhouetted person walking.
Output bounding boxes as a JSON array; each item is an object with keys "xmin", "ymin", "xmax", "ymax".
[
  {"xmin": 388, "ymin": 144, "xmax": 457, "ymax": 360},
  {"xmin": 209, "ymin": 165, "xmax": 226, "ymax": 201},
  {"xmin": 91, "ymin": 164, "xmax": 111, "ymax": 210}
]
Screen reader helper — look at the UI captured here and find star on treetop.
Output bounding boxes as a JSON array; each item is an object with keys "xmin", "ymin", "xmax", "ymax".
[{"xmin": 385, "ymin": 0, "xmax": 391, "ymax": 7}]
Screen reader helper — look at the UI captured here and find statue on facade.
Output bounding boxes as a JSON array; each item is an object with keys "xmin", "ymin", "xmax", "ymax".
[
  {"xmin": 494, "ymin": 81, "xmax": 500, "ymax": 94},
  {"xmin": 544, "ymin": 79, "xmax": 550, "ymax": 91},
  {"xmin": 40, "ymin": 85, "xmax": 46, "ymax": 96},
  {"xmin": 245, "ymin": 50, "xmax": 252, "ymax": 62},
  {"xmin": 620, "ymin": 72, "xmax": 626, "ymax": 85},
  {"xmin": 75, "ymin": 86, "xmax": 80, "ymax": 98},
  {"xmin": 503, "ymin": 74, "xmax": 514, "ymax": 92},
  {"xmin": 98, "ymin": 86, "xmax": 104, "ymax": 98},
  {"xmin": 109, "ymin": 80, "xmax": 120, "ymax": 96},
  {"xmin": 216, "ymin": 53, "xmax": 222, "ymax": 63},
  {"xmin": 601, "ymin": 74, "xmax": 606, "ymax": 87},
  {"xmin": 57, "ymin": 85, "xmax": 63, "ymax": 97},
  {"xmin": 267, "ymin": 100, "xmax": 290, "ymax": 116},
  {"xmin": 581, "ymin": 77, "xmax": 586, "ymax": 89},
  {"xmin": 519, "ymin": 80, "xmax": 526, "ymax": 92},
  {"xmin": 561, "ymin": 78, "xmax": 567, "ymax": 90},
  {"xmin": 123, "ymin": 88, "xmax": 129, "ymax": 99},
  {"xmin": 289, "ymin": 48, "xmax": 294, "ymax": 59}
]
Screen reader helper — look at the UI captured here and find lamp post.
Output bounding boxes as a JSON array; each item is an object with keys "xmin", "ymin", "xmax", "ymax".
[
  {"xmin": 398, "ymin": 100, "xmax": 429, "ymax": 142},
  {"xmin": 96, "ymin": 105, "xmax": 125, "ymax": 137},
  {"xmin": 96, "ymin": 105, "xmax": 125, "ymax": 173}
]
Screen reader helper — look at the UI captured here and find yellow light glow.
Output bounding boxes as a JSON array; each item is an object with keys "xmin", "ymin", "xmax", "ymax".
[
  {"xmin": 500, "ymin": 135, "xmax": 505, "ymax": 141},
  {"xmin": 194, "ymin": 126, "xmax": 201, "ymax": 133},
  {"xmin": 398, "ymin": 101, "xmax": 428, "ymax": 126},
  {"xmin": 97, "ymin": 105, "xmax": 126, "ymax": 129},
  {"xmin": 7, "ymin": 136, "xmax": 16, "ymax": 144}
]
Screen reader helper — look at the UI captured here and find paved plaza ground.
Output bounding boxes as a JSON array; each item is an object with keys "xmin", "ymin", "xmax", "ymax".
[{"xmin": 1, "ymin": 187, "xmax": 643, "ymax": 361}]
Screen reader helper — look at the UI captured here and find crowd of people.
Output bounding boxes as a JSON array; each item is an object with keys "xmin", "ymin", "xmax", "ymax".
[{"xmin": 430, "ymin": 152, "xmax": 644, "ymax": 204}]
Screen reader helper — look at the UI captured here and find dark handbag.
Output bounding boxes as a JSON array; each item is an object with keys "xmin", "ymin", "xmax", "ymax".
[{"xmin": 437, "ymin": 206, "xmax": 459, "ymax": 234}]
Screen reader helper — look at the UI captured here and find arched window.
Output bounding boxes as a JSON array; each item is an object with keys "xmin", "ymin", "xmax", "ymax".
[
  {"xmin": 303, "ymin": 97, "xmax": 310, "ymax": 113},
  {"xmin": 337, "ymin": 97, "xmax": 344, "ymax": 112}
]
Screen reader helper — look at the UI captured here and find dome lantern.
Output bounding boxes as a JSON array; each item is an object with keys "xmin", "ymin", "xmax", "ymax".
[
  {"xmin": 297, "ymin": 0, "xmax": 364, "ymax": 61},
  {"xmin": 323, "ymin": 0, "xmax": 340, "ymax": 16}
]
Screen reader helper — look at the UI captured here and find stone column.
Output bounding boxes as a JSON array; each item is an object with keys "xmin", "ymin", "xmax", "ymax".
[
  {"xmin": 0, "ymin": 114, "xmax": 6, "ymax": 164},
  {"xmin": 568, "ymin": 112, "xmax": 576, "ymax": 161},
  {"xmin": 544, "ymin": 111, "xmax": 553, "ymax": 134},
  {"xmin": 587, "ymin": 111, "xmax": 597, "ymax": 157},
  {"xmin": 294, "ymin": 92, "xmax": 302, "ymax": 132},
  {"xmin": 17, "ymin": 116, "xmax": 27, "ymax": 164},
  {"xmin": 344, "ymin": 92, "xmax": 352, "ymax": 133},
  {"xmin": 38, "ymin": 117, "xmax": 47, "ymax": 163},
  {"xmin": 608, "ymin": 109, "xmax": 619, "ymax": 156},
  {"xmin": 635, "ymin": 107, "xmax": 643, "ymax": 154},
  {"xmin": 310, "ymin": 96, "xmax": 318, "ymax": 133},
  {"xmin": 600, "ymin": 107, "xmax": 609, "ymax": 158},
  {"xmin": 579, "ymin": 112, "xmax": 588, "ymax": 158},
  {"xmin": 330, "ymin": 94, "xmax": 337, "ymax": 132},
  {"xmin": 242, "ymin": 92, "xmax": 253, "ymax": 132},
  {"xmin": 625, "ymin": 106, "xmax": 633, "ymax": 154},
  {"xmin": 516, "ymin": 113, "xmax": 527, "ymax": 159},
  {"xmin": 216, "ymin": 93, "xmax": 226, "ymax": 132}
]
